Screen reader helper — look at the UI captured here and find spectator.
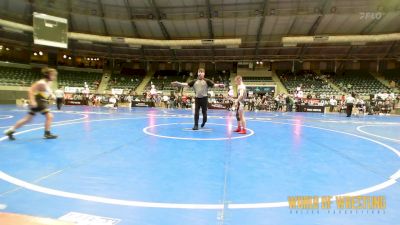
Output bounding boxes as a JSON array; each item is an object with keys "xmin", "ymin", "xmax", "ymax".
[
  {"xmin": 329, "ymin": 96, "xmax": 337, "ymax": 112},
  {"xmin": 286, "ymin": 95, "xmax": 294, "ymax": 112}
]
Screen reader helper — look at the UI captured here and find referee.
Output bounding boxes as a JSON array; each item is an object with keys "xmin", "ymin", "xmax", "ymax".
[
  {"xmin": 345, "ymin": 92, "xmax": 356, "ymax": 117},
  {"xmin": 54, "ymin": 87, "xmax": 65, "ymax": 110},
  {"xmin": 172, "ymin": 68, "xmax": 224, "ymax": 130}
]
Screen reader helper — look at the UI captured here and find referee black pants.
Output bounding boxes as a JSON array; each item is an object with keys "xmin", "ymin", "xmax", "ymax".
[
  {"xmin": 194, "ymin": 97, "xmax": 208, "ymax": 126},
  {"xmin": 346, "ymin": 103, "xmax": 353, "ymax": 117},
  {"xmin": 56, "ymin": 98, "xmax": 63, "ymax": 110}
]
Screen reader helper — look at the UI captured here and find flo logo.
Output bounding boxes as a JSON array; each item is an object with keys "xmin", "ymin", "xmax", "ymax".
[{"xmin": 360, "ymin": 12, "xmax": 383, "ymax": 20}]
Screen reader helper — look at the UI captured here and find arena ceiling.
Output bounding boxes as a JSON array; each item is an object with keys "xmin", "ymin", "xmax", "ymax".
[{"xmin": 0, "ymin": 0, "xmax": 400, "ymax": 62}]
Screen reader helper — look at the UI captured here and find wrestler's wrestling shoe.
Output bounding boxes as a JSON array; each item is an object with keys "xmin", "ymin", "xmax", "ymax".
[
  {"xmin": 44, "ymin": 131, "xmax": 58, "ymax": 139},
  {"xmin": 192, "ymin": 125, "xmax": 199, "ymax": 130},
  {"xmin": 239, "ymin": 129, "xmax": 247, "ymax": 134},
  {"xmin": 4, "ymin": 129, "xmax": 15, "ymax": 141}
]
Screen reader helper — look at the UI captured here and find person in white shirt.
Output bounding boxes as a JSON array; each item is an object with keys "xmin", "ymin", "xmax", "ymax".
[
  {"xmin": 227, "ymin": 86, "xmax": 234, "ymax": 111},
  {"xmin": 95, "ymin": 95, "xmax": 102, "ymax": 106},
  {"xmin": 297, "ymin": 90, "xmax": 304, "ymax": 99},
  {"xmin": 162, "ymin": 95, "xmax": 170, "ymax": 108},
  {"xmin": 234, "ymin": 75, "xmax": 247, "ymax": 134},
  {"xmin": 104, "ymin": 95, "xmax": 118, "ymax": 109},
  {"xmin": 345, "ymin": 93, "xmax": 356, "ymax": 117},
  {"xmin": 356, "ymin": 98, "xmax": 366, "ymax": 115},
  {"xmin": 228, "ymin": 86, "xmax": 234, "ymax": 97},
  {"xmin": 126, "ymin": 95, "xmax": 132, "ymax": 103},
  {"xmin": 381, "ymin": 92, "xmax": 389, "ymax": 100},
  {"xmin": 4, "ymin": 68, "xmax": 58, "ymax": 140},
  {"xmin": 150, "ymin": 84, "xmax": 157, "ymax": 96},
  {"xmin": 82, "ymin": 82, "xmax": 90, "ymax": 105},
  {"xmin": 329, "ymin": 96, "xmax": 337, "ymax": 112},
  {"xmin": 54, "ymin": 87, "xmax": 65, "ymax": 110}
]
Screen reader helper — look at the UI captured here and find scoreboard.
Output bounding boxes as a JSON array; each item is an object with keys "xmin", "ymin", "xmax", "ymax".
[{"xmin": 33, "ymin": 12, "xmax": 68, "ymax": 48}]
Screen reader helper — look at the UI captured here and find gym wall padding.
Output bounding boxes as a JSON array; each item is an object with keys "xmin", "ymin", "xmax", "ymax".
[{"xmin": 0, "ymin": 90, "xmax": 27, "ymax": 104}]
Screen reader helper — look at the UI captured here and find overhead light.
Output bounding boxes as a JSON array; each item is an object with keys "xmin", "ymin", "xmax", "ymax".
[
  {"xmin": 6, "ymin": 47, "xmax": 10, "ymax": 51},
  {"xmin": 283, "ymin": 43, "xmax": 297, "ymax": 47},
  {"xmin": 77, "ymin": 40, "xmax": 93, "ymax": 44},
  {"xmin": 39, "ymin": 51, "xmax": 43, "ymax": 55},
  {"xmin": 129, "ymin": 44, "xmax": 141, "ymax": 49},
  {"xmin": 68, "ymin": 56, "xmax": 72, "ymax": 60},
  {"xmin": 3, "ymin": 27, "xmax": 25, "ymax": 34},
  {"xmin": 256, "ymin": 61, "xmax": 259, "ymax": 65},
  {"xmin": 34, "ymin": 52, "xmax": 38, "ymax": 56},
  {"xmin": 313, "ymin": 36, "xmax": 329, "ymax": 42},
  {"xmin": 63, "ymin": 54, "xmax": 67, "ymax": 59},
  {"xmin": 351, "ymin": 41, "xmax": 366, "ymax": 46},
  {"xmin": 202, "ymin": 39, "xmax": 214, "ymax": 45},
  {"xmin": 0, "ymin": 45, "xmax": 3, "ymax": 50}
]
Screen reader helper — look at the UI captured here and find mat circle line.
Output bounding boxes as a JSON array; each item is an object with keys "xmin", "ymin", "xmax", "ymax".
[{"xmin": 0, "ymin": 116, "xmax": 398, "ymax": 209}]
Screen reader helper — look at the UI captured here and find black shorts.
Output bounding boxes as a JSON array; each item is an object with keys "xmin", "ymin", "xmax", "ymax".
[
  {"xmin": 29, "ymin": 106, "xmax": 50, "ymax": 115},
  {"xmin": 236, "ymin": 102, "xmax": 243, "ymax": 121}
]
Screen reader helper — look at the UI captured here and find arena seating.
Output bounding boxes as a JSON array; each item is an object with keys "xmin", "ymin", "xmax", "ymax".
[
  {"xmin": 206, "ymin": 70, "xmax": 230, "ymax": 83},
  {"xmin": 383, "ymin": 69, "xmax": 400, "ymax": 88},
  {"xmin": 150, "ymin": 70, "xmax": 184, "ymax": 91},
  {"xmin": 206, "ymin": 70, "xmax": 230, "ymax": 94},
  {"xmin": 0, "ymin": 66, "xmax": 40, "ymax": 86},
  {"xmin": 242, "ymin": 76, "xmax": 273, "ymax": 82},
  {"xmin": 277, "ymin": 70, "xmax": 339, "ymax": 96},
  {"xmin": 57, "ymin": 70, "xmax": 102, "ymax": 90},
  {"xmin": 330, "ymin": 70, "xmax": 391, "ymax": 95},
  {"xmin": 108, "ymin": 68, "xmax": 146, "ymax": 91}
]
